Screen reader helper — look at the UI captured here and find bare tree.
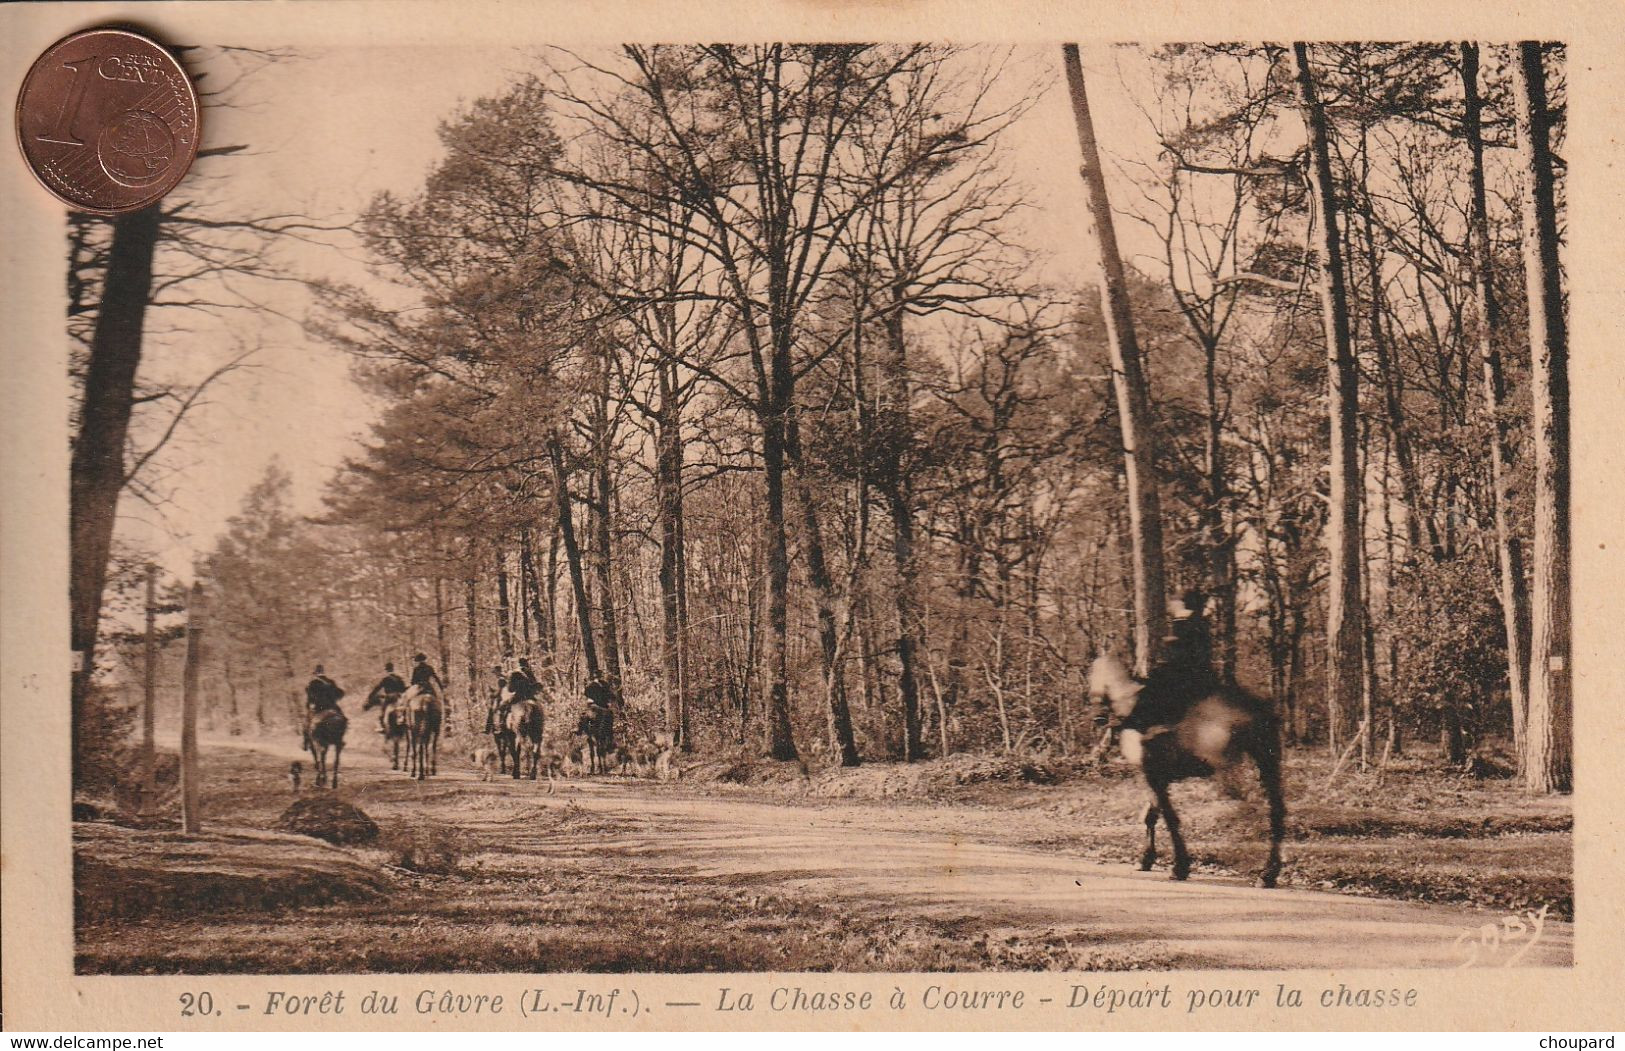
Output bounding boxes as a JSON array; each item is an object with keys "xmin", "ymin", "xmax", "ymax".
[
  {"xmin": 1512, "ymin": 42, "xmax": 1571, "ymax": 793},
  {"xmin": 1292, "ymin": 42, "xmax": 1365, "ymax": 752},
  {"xmin": 1461, "ymin": 42, "xmax": 1533, "ymax": 760},
  {"xmin": 1062, "ymin": 43, "xmax": 1167, "ymax": 675}
]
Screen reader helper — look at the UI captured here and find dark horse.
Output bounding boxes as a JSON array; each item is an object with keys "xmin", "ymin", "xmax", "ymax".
[
  {"xmin": 403, "ymin": 686, "xmax": 442, "ymax": 781},
  {"xmin": 379, "ymin": 697, "xmax": 410, "ymax": 771},
  {"xmin": 303, "ymin": 709, "xmax": 348, "ymax": 789},
  {"xmin": 505, "ymin": 697, "xmax": 547, "ymax": 783},
  {"xmin": 1087, "ymin": 655, "xmax": 1286, "ymax": 888},
  {"xmin": 575, "ymin": 703, "xmax": 614, "ymax": 775},
  {"xmin": 491, "ymin": 695, "xmax": 518, "ymax": 777}
]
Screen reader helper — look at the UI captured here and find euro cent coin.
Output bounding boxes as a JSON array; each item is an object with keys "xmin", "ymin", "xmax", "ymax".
[{"xmin": 15, "ymin": 28, "xmax": 200, "ymax": 215}]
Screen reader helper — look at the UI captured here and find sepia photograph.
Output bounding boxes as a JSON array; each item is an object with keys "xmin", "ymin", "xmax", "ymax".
[{"xmin": 7, "ymin": 2, "xmax": 1618, "ymax": 1031}]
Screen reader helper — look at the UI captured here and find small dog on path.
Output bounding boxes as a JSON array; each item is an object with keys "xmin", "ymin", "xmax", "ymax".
[
  {"xmin": 470, "ymin": 746, "xmax": 499, "ymax": 781},
  {"xmin": 288, "ymin": 761, "xmax": 303, "ymax": 792}
]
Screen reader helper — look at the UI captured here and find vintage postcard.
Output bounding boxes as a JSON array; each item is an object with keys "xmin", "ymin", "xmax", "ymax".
[{"xmin": 3, "ymin": 0, "xmax": 1623, "ymax": 1033}]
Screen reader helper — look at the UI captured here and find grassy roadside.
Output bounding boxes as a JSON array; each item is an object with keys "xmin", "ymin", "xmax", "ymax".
[{"xmin": 78, "ymin": 848, "xmax": 1193, "ymax": 974}]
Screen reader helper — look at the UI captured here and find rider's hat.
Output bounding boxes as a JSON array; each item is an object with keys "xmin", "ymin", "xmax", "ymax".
[{"xmin": 413, "ymin": 652, "xmax": 427, "ymax": 662}]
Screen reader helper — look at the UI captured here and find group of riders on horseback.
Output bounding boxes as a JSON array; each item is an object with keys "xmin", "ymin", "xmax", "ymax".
[
  {"xmin": 300, "ymin": 653, "xmax": 446, "ymax": 783},
  {"xmin": 301, "ymin": 649, "xmax": 618, "ymax": 783},
  {"xmin": 302, "ymin": 652, "xmax": 444, "ymax": 726}
]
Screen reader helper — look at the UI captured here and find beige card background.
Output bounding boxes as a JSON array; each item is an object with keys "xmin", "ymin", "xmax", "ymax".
[{"xmin": 3, "ymin": 0, "xmax": 1623, "ymax": 1032}]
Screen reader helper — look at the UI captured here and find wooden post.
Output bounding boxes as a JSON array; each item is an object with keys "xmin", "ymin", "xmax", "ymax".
[
  {"xmin": 180, "ymin": 581, "xmax": 205, "ymax": 834},
  {"xmin": 139, "ymin": 563, "xmax": 157, "ymax": 817}
]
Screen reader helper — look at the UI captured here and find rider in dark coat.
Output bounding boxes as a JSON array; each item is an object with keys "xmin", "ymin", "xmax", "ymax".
[
  {"xmin": 409, "ymin": 653, "xmax": 444, "ymax": 698},
  {"xmin": 1123, "ymin": 589, "xmax": 1219, "ymax": 734},
  {"xmin": 364, "ymin": 662, "xmax": 408, "ymax": 733},
  {"xmin": 305, "ymin": 665, "xmax": 345, "ymax": 716},
  {"xmin": 517, "ymin": 658, "xmax": 540, "ymax": 692},
  {"xmin": 506, "ymin": 666, "xmax": 539, "ymax": 703}
]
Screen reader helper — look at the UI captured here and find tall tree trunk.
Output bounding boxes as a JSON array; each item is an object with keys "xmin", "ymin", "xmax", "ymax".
[
  {"xmin": 656, "ymin": 364, "xmax": 686, "ymax": 744},
  {"xmin": 545, "ymin": 521, "xmax": 560, "ymax": 664},
  {"xmin": 790, "ymin": 457, "xmax": 862, "ymax": 767},
  {"xmin": 1063, "ymin": 44, "xmax": 1168, "ymax": 675},
  {"xmin": 1463, "ymin": 42, "xmax": 1533, "ymax": 761},
  {"xmin": 434, "ymin": 571, "xmax": 451, "ymax": 710},
  {"xmin": 1512, "ymin": 41, "xmax": 1572, "ymax": 793},
  {"xmin": 70, "ymin": 203, "xmax": 162, "ymax": 780},
  {"xmin": 881, "ymin": 292, "xmax": 925, "ymax": 760},
  {"xmin": 592, "ymin": 361, "xmax": 624, "ymax": 690},
  {"xmin": 888, "ymin": 480, "xmax": 926, "ymax": 762},
  {"xmin": 495, "ymin": 547, "xmax": 513, "ymax": 659},
  {"xmin": 674, "ymin": 446, "xmax": 692, "ymax": 750},
  {"xmin": 1293, "ymin": 42, "xmax": 1365, "ymax": 754},
  {"xmin": 1358, "ymin": 419, "xmax": 1380, "ymax": 768},
  {"xmin": 517, "ymin": 533, "xmax": 533, "ymax": 652},
  {"xmin": 1200, "ymin": 335, "xmax": 1237, "ymax": 682},
  {"xmin": 520, "ymin": 528, "xmax": 548, "ymax": 663},
  {"xmin": 464, "ymin": 569, "xmax": 479, "ymax": 725},
  {"xmin": 760, "ymin": 402, "xmax": 799, "ymax": 761},
  {"xmin": 549, "ymin": 436, "xmax": 601, "ymax": 685}
]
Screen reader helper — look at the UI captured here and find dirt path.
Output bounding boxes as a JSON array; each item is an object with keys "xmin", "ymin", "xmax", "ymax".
[
  {"xmin": 152, "ymin": 735, "xmax": 1573, "ymax": 971},
  {"xmin": 190, "ymin": 737, "xmax": 1573, "ymax": 974},
  {"xmin": 520, "ymin": 786, "xmax": 1569, "ymax": 970}
]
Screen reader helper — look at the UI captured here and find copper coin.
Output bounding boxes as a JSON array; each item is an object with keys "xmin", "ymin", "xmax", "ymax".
[{"xmin": 14, "ymin": 28, "xmax": 200, "ymax": 215}]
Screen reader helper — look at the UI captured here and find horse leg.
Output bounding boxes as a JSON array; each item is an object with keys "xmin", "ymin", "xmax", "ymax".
[
  {"xmin": 309, "ymin": 736, "xmax": 324, "ymax": 788},
  {"xmin": 332, "ymin": 742, "xmax": 342, "ymax": 790},
  {"xmin": 1148, "ymin": 777, "xmax": 1190, "ymax": 880},
  {"xmin": 430, "ymin": 728, "xmax": 439, "ymax": 776},
  {"xmin": 1140, "ymin": 797, "xmax": 1160, "ymax": 871},
  {"xmin": 1251, "ymin": 740, "xmax": 1287, "ymax": 889}
]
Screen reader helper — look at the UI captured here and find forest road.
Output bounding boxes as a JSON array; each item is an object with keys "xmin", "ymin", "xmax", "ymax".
[{"xmin": 228, "ymin": 735, "xmax": 1573, "ymax": 971}]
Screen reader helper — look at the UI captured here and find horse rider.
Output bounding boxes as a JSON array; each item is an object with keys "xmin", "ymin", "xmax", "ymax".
[
  {"xmin": 509, "ymin": 658, "xmax": 541, "ymax": 701},
  {"xmin": 363, "ymin": 661, "xmax": 408, "ymax": 734},
  {"xmin": 305, "ymin": 664, "xmax": 345, "ymax": 720},
  {"xmin": 1123, "ymin": 588, "xmax": 1220, "ymax": 735},
  {"xmin": 409, "ymin": 652, "xmax": 445, "ymax": 701},
  {"xmin": 517, "ymin": 657, "xmax": 540, "ymax": 692},
  {"xmin": 578, "ymin": 677, "xmax": 616, "ymax": 752}
]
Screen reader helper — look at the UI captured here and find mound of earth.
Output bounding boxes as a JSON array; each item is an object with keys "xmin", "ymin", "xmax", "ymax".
[
  {"xmin": 277, "ymin": 795, "xmax": 379, "ymax": 845},
  {"xmin": 74, "ymin": 822, "xmax": 387, "ymax": 923}
]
